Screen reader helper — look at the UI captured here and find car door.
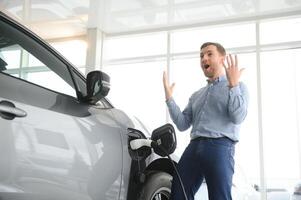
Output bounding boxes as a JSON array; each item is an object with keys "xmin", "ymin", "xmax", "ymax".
[{"xmin": 0, "ymin": 13, "xmax": 123, "ymax": 200}]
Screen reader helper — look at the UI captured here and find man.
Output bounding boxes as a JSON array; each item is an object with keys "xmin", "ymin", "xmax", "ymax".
[{"xmin": 163, "ymin": 42, "xmax": 249, "ymax": 200}]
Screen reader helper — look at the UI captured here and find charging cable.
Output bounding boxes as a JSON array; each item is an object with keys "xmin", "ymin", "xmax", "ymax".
[{"xmin": 130, "ymin": 139, "xmax": 188, "ymax": 200}]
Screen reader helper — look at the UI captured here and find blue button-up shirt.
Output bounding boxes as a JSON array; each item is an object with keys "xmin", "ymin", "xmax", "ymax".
[{"xmin": 166, "ymin": 75, "xmax": 249, "ymax": 142}]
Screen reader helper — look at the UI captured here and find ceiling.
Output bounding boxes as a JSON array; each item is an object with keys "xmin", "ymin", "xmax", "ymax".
[{"xmin": 0, "ymin": 0, "xmax": 301, "ymax": 39}]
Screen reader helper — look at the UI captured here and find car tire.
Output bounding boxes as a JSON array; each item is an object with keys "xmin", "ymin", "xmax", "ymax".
[{"xmin": 138, "ymin": 171, "xmax": 172, "ymax": 200}]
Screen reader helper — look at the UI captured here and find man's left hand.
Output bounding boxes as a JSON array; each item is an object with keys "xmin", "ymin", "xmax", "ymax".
[{"xmin": 223, "ymin": 54, "xmax": 245, "ymax": 88}]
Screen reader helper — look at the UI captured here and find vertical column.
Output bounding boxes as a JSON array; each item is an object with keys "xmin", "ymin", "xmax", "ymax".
[
  {"xmin": 293, "ymin": 52, "xmax": 301, "ymax": 179},
  {"xmin": 256, "ymin": 21, "xmax": 267, "ymax": 200},
  {"xmin": 85, "ymin": 28, "xmax": 103, "ymax": 75},
  {"xmin": 23, "ymin": 0, "xmax": 31, "ymax": 23}
]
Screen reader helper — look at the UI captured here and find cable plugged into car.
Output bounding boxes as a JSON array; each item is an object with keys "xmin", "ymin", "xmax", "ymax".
[{"xmin": 129, "ymin": 123, "xmax": 188, "ymax": 200}]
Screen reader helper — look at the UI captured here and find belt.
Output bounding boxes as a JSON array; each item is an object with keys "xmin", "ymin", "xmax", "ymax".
[
  {"xmin": 191, "ymin": 136, "xmax": 236, "ymax": 144},
  {"xmin": 191, "ymin": 136, "xmax": 210, "ymax": 141}
]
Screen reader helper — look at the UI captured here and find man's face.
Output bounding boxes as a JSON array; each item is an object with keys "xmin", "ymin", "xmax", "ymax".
[{"xmin": 200, "ymin": 45, "xmax": 225, "ymax": 79}]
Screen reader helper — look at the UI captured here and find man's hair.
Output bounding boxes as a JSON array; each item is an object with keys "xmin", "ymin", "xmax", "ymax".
[{"xmin": 200, "ymin": 42, "xmax": 226, "ymax": 56}]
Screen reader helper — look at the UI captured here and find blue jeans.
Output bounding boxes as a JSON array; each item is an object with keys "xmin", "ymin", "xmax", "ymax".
[{"xmin": 170, "ymin": 137, "xmax": 235, "ymax": 200}]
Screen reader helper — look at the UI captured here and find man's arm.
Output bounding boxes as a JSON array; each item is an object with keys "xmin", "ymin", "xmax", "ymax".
[
  {"xmin": 228, "ymin": 83, "xmax": 249, "ymax": 124},
  {"xmin": 163, "ymin": 71, "xmax": 192, "ymax": 131},
  {"xmin": 163, "ymin": 71, "xmax": 175, "ymax": 101},
  {"xmin": 223, "ymin": 54, "xmax": 249, "ymax": 124},
  {"xmin": 166, "ymin": 97, "xmax": 193, "ymax": 131}
]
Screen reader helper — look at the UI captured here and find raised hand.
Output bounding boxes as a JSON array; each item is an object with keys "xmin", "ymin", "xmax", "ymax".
[
  {"xmin": 223, "ymin": 54, "xmax": 245, "ymax": 88},
  {"xmin": 163, "ymin": 71, "xmax": 175, "ymax": 100}
]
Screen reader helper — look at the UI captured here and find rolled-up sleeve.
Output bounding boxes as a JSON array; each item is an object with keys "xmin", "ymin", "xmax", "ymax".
[
  {"xmin": 166, "ymin": 97, "xmax": 192, "ymax": 131},
  {"xmin": 228, "ymin": 82, "xmax": 249, "ymax": 124}
]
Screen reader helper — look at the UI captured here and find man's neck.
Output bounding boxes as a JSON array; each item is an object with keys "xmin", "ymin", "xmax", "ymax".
[{"xmin": 208, "ymin": 72, "xmax": 225, "ymax": 82}]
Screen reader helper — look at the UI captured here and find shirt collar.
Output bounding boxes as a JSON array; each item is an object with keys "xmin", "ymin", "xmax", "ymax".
[{"xmin": 207, "ymin": 75, "xmax": 227, "ymax": 84}]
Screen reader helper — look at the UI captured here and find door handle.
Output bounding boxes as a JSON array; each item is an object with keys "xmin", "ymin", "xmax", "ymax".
[{"xmin": 0, "ymin": 100, "xmax": 27, "ymax": 120}]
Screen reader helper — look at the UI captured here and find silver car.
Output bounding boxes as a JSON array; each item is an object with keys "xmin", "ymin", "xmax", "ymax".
[{"xmin": 0, "ymin": 11, "xmax": 176, "ymax": 200}]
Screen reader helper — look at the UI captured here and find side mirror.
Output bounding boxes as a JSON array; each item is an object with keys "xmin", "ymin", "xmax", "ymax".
[
  {"xmin": 85, "ymin": 70, "xmax": 110, "ymax": 104},
  {"xmin": 151, "ymin": 123, "xmax": 177, "ymax": 157}
]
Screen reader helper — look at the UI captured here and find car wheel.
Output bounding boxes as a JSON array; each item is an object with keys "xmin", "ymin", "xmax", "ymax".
[{"xmin": 139, "ymin": 171, "xmax": 172, "ymax": 200}]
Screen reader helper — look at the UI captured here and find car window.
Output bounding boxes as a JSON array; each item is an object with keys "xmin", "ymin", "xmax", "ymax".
[{"xmin": 0, "ymin": 20, "xmax": 76, "ymax": 97}]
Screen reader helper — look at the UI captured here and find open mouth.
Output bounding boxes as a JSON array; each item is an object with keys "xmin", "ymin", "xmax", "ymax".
[{"xmin": 204, "ymin": 64, "xmax": 210, "ymax": 69}]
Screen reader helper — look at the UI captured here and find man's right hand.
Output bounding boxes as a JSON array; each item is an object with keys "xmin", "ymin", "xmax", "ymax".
[{"xmin": 163, "ymin": 71, "xmax": 175, "ymax": 101}]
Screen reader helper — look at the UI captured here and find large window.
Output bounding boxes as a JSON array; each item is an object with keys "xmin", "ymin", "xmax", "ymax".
[
  {"xmin": 103, "ymin": 32, "xmax": 167, "ymax": 60},
  {"xmin": 103, "ymin": 32, "xmax": 168, "ymax": 131},
  {"xmin": 104, "ymin": 61, "xmax": 166, "ymax": 131},
  {"xmin": 171, "ymin": 23, "xmax": 256, "ymax": 54},
  {"xmin": 260, "ymin": 17, "xmax": 301, "ymax": 44},
  {"xmin": 261, "ymin": 49, "xmax": 301, "ymax": 190}
]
